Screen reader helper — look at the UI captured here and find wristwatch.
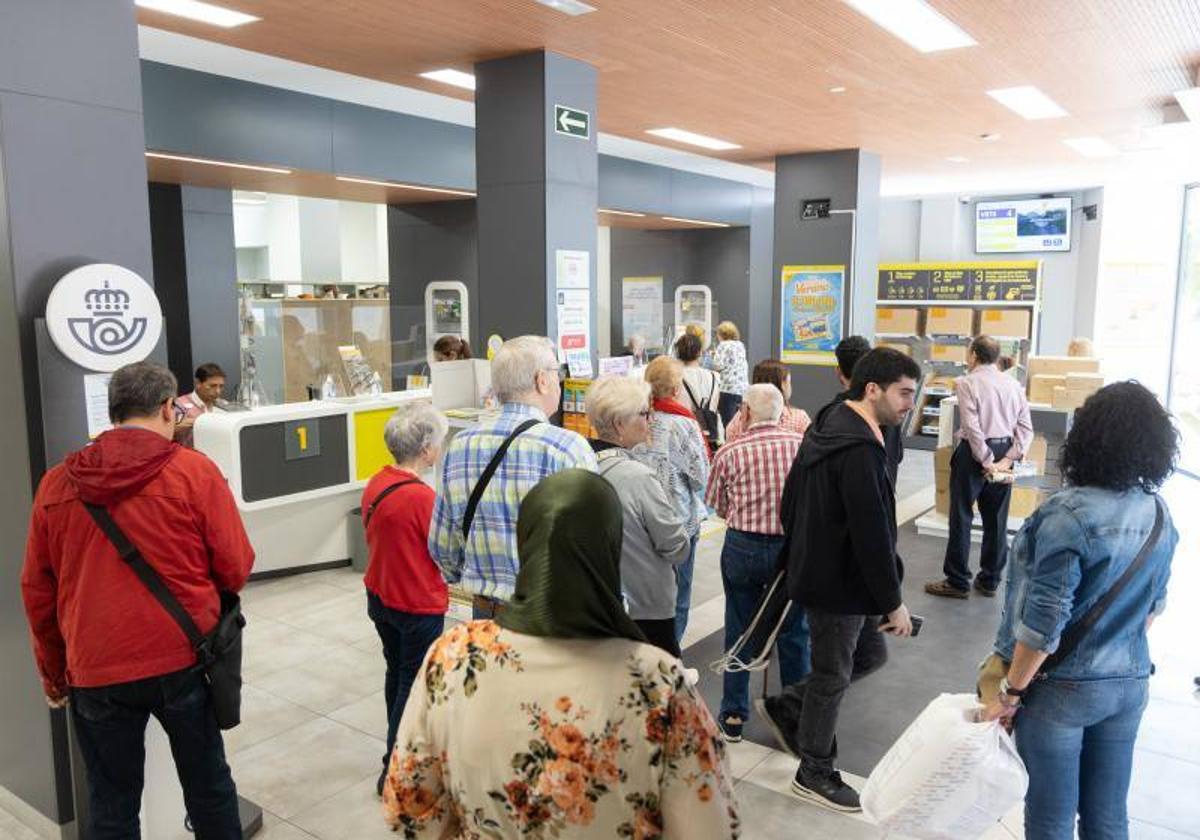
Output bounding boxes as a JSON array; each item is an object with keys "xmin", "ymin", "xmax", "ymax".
[{"xmin": 998, "ymin": 677, "xmax": 1026, "ymax": 706}]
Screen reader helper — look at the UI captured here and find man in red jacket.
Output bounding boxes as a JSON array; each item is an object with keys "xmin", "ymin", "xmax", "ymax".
[{"xmin": 21, "ymin": 361, "xmax": 254, "ymax": 839}]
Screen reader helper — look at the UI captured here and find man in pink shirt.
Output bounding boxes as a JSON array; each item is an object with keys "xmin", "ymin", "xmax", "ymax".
[
  {"xmin": 173, "ymin": 363, "xmax": 226, "ymax": 448},
  {"xmin": 927, "ymin": 335, "xmax": 1033, "ymax": 599}
]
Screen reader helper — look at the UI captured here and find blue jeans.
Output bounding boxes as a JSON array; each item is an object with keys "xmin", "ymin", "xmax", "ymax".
[
  {"xmin": 368, "ymin": 592, "xmax": 445, "ymax": 770},
  {"xmin": 1015, "ymin": 677, "xmax": 1149, "ymax": 840},
  {"xmin": 719, "ymin": 528, "xmax": 810, "ymax": 722},
  {"xmin": 674, "ymin": 534, "xmax": 699, "ymax": 644},
  {"xmin": 70, "ymin": 668, "xmax": 240, "ymax": 839}
]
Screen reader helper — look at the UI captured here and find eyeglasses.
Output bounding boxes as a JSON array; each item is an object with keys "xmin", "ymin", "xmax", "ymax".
[{"xmin": 638, "ymin": 409, "xmax": 653, "ymax": 419}]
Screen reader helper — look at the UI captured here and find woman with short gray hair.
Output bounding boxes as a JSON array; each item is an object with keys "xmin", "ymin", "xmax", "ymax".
[
  {"xmin": 587, "ymin": 376, "xmax": 691, "ymax": 657},
  {"xmin": 361, "ymin": 399, "xmax": 449, "ymax": 797}
]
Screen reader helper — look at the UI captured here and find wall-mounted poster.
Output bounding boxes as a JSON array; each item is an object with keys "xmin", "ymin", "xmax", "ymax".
[
  {"xmin": 621, "ymin": 276, "xmax": 663, "ymax": 346},
  {"xmin": 779, "ymin": 265, "xmax": 844, "ymax": 366}
]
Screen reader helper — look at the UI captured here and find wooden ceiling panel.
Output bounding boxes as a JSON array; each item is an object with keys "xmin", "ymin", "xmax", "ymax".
[{"xmin": 137, "ymin": 0, "xmax": 1200, "ymax": 178}]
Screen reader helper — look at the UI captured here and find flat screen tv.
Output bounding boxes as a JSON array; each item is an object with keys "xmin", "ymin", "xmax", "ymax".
[{"xmin": 975, "ymin": 197, "xmax": 1072, "ymax": 253}]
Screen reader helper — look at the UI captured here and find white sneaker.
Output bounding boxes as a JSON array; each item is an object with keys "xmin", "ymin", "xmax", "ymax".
[{"xmin": 683, "ymin": 667, "xmax": 701, "ymax": 686}]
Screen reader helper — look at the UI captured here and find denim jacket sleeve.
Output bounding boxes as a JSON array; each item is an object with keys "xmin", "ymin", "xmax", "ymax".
[{"xmin": 1016, "ymin": 507, "xmax": 1090, "ymax": 653}]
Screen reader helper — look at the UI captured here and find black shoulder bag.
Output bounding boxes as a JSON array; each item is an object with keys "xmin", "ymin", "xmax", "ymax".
[
  {"xmin": 682, "ymin": 379, "xmax": 720, "ymax": 450},
  {"xmin": 461, "ymin": 419, "xmax": 540, "ymax": 538},
  {"xmin": 84, "ymin": 503, "xmax": 246, "ymax": 730},
  {"xmin": 365, "ymin": 478, "xmax": 420, "ymax": 527}
]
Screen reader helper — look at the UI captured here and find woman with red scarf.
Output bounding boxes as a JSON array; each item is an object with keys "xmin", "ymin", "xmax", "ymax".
[{"xmin": 632, "ymin": 356, "xmax": 710, "ymax": 645}]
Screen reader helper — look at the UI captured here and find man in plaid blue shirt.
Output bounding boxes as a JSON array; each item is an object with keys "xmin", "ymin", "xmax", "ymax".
[{"xmin": 429, "ymin": 336, "xmax": 597, "ymax": 616}]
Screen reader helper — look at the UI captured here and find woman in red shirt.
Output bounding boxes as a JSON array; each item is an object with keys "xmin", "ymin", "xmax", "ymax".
[{"xmin": 361, "ymin": 399, "xmax": 450, "ymax": 796}]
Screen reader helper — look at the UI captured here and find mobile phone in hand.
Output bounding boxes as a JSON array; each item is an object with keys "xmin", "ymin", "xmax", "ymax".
[{"xmin": 880, "ymin": 614, "xmax": 924, "ymax": 637}]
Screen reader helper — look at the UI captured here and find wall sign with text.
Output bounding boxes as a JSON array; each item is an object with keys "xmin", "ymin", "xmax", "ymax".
[
  {"xmin": 876, "ymin": 261, "xmax": 1040, "ymax": 303},
  {"xmin": 45, "ymin": 263, "xmax": 163, "ymax": 372}
]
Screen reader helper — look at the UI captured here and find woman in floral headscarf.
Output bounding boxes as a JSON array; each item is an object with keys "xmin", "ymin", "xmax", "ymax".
[{"xmin": 381, "ymin": 469, "xmax": 739, "ymax": 839}]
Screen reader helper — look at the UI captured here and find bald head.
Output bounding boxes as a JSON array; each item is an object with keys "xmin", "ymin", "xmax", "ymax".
[
  {"xmin": 743, "ymin": 383, "xmax": 784, "ymax": 425},
  {"xmin": 970, "ymin": 335, "xmax": 1001, "ymax": 367}
]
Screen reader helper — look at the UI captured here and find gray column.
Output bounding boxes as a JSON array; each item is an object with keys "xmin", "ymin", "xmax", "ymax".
[
  {"xmin": 771, "ymin": 149, "xmax": 882, "ymax": 412},
  {"xmin": 0, "ymin": 0, "xmax": 152, "ymax": 825},
  {"xmin": 475, "ymin": 51, "xmax": 598, "ymax": 359}
]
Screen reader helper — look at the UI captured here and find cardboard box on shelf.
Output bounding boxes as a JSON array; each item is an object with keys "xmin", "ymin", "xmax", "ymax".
[
  {"xmin": 1024, "ymin": 435, "xmax": 1048, "ymax": 474},
  {"xmin": 935, "ymin": 445, "xmax": 954, "ymax": 474},
  {"xmin": 934, "ymin": 446, "xmax": 952, "ymax": 516},
  {"xmin": 930, "ymin": 343, "xmax": 969, "ymax": 364},
  {"xmin": 926, "ymin": 307, "xmax": 974, "ymax": 336},
  {"xmin": 936, "ymin": 485, "xmax": 950, "ymax": 516},
  {"xmin": 1027, "ymin": 355, "xmax": 1101, "ymax": 379},
  {"xmin": 880, "ymin": 342, "xmax": 912, "ymax": 356},
  {"xmin": 980, "ymin": 309, "xmax": 1032, "ymax": 339},
  {"xmin": 1009, "ymin": 486, "xmax": 1048, "ymax": 519},
  {"xmin": 1052, "ymin": 387, "xmax": 1091, "ymax": 411},
  {"xmin": 876, "ymin": 307, "xmax": 921, "ymax": 335},
  {"xmin": 1065, "ymin": 372, "xmax": 1104, "ymax": 392},
  {"xmin": 1029, "ymin": 374, "xmax": 1067, "ymax": 404}
]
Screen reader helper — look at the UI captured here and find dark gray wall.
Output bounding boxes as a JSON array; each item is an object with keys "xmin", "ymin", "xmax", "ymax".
[
  {"xmin": 608, "ymin": 226, "xmax": 750, "ymax": 349},
  {"xmin": 151, "ymin": 182, "xmax": 192, "ymax": 385},
  {"xmin": 0, "ymin": 0, "xmax": 152, "ymax": 824},
  {"xmin": 388, "ymin": 200, "xmax": 479, "ymax": 384},
  {"xmin": 182, "ymin": 186, "xmax": 240, "ymax": 392},
  {"xmin": 748, "ymin": 186, "xmax": 776, "ymax": 363},
  {"xmin": 772, "ymin": 150, "xmax": 882, "ymax": 414},
  {"xmin": 598, "ymin": 156, "xmax": 755, "ymax": 225}
]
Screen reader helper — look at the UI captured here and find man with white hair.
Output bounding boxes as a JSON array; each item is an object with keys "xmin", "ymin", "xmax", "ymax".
[
  {"xmin": 429, "ymin": 335, "xmax": 597, "ymax": 617},
  {"xmin": 705, "ymin": 382, "xmax": 810, "ymax": 743}
]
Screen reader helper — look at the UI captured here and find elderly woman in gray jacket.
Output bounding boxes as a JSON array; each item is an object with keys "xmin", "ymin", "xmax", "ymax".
[{"xmin": 586, "ymin": 375, "xmax": 692, "ymax": 657}]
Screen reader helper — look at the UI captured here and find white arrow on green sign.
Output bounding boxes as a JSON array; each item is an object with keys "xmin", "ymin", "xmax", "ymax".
[{"xmin": 554, "ymin": 105, "xmax": 589, "ymax": 139}]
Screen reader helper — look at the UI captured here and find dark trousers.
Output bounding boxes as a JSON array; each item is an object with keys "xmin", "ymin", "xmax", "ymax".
[
  {"xmin": 774, "ymin": 610, "xmax": 888, "ymax": 775},
  {"xmin": 635, "ymin": 618, "xmax": 681, "ymax": 658},
  {"xmin": 471, "ymin": 595, "xmax": 506, "ymax": 620},
  {"xmin": 718, "ymin": 392, "xmax": 743, "ymax": 428},
  {"xmin": 367, "ymin": 592, "xmax": 445, "ymax": 770},
  {"xmin": 70, "ymin": 668, "xmax": 240, "ymax": 840},
  {"xmin": 944, "ymin": 438, "xmax": 1013, "ymax": 592}
]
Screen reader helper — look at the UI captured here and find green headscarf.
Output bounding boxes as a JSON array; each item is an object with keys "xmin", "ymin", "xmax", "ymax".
[{"xmin": 498, "ymin": 469, "xmax": 646, "ymax": 643}]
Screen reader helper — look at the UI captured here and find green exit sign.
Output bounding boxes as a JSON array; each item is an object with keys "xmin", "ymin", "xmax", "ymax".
[{"xmin": 554, "ymin": 105, "xmax": 590, "ymax": 139}]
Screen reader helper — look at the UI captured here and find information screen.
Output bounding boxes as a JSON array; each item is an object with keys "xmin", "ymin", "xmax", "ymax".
[{"xmin": 976, "ymin": 198, "xmax": 1072, "ymax": 253}]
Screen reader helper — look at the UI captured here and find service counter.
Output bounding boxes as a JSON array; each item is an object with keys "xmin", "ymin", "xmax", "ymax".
[{"xmin": 194, "ymin": 390, "xmax": 431, "ymax": 574}]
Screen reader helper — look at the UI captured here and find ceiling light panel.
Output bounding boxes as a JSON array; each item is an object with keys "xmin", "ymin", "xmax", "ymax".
[
  {"xmin": 662, "ymin": 216, "xmax": 731, "ymax": 228},
  {"xmin": 419, "ymin": 69, "xmax": 476, "ymax": 91},
  {"xmin": 145, "ymin": 151, "xmax": 291, "ymax": 174},
  {"xmin": 135, "ymin": 0, "xmax": 259, "ymax": 28},
  {"xmin": 598, "ymin": 209, "xmax": 646, "ymax": 217},
  {"xmin": 1062, "ymin": 137, "xmax": 1119, "ymax": 158},
  {"xmin": 335, "ymin": 176, "xmax": 476, "ymax": 196},
  {"xmin": 534, "ymin": 0, "xmax": 597, "ymax": 16},
  {"xmin": 987, "ymin": 86, "xmax": 1068, "ymax": 120},
  {"xmin": 1176, "ymin": 87, "xmax": 1200, "ymax": 123},
  {"xmin": 645, "ymin": 128, "xmax": 741, "ymax": 151},
  {"xmin": 843, "ymin": 0, "xmax": 976, "ymax": 53}
]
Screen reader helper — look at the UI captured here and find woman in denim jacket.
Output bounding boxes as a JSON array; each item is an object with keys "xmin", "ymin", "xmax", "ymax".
[{"xmin": 982, "ymin": 382, "xmax": 1179, "ymax": 840}]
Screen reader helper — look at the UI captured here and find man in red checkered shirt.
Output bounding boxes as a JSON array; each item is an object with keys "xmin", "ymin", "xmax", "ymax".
[{"xmin": 705, "ymin": 383, "xmax": 810, "ymax": 743}]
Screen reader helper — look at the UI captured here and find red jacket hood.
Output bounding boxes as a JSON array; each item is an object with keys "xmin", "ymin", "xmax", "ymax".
[{"xmin": 64, "ymin": 427, "xmax": 180, "ymax": 505}]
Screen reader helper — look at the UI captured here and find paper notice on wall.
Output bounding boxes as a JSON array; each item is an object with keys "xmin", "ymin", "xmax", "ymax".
[
  {"xmin": 84, "ymin": 373, "xmax": 113, "ymax": 439},
  {"xmin": 566, "ymin": 349, "xmax": 593, "ymax": 379},
  {"xmin": 556, "ymin": 287, "xmax": 590, "ymax": 358},
  {"xmin": 555, "ymin": 249, "xmax": 590, "ymax": 289},
  {"xmin": 597, "ymin": 356, "xmax": 633, "ymax": 378},
  {"xmin": 621, "ymin": 276, "xmax": 663, "ymax": 347}
]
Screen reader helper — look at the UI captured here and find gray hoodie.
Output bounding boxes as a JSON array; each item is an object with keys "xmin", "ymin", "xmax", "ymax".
[{"xmin": 596, "ymin": 448, "xmax": 692, "ymax": 620}]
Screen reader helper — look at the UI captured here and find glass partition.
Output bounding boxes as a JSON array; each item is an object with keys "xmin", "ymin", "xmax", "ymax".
[{"xmin": 1170, "ymin": 184, "xmax": 1200, "ymax": 475}]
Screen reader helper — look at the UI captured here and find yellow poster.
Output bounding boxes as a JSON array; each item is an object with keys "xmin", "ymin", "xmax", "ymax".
[{"xmin": 779, "ymin": 265, "xmax": 844, "ymax": 366}]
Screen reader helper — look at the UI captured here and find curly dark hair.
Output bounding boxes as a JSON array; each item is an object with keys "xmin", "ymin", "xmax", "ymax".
[{"xmin": 1060, "ymin": 381, "xmax": 1178, "ymax": 493}]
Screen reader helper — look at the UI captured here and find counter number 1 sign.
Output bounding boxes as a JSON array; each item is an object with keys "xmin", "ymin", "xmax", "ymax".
[
  {"xmin": 554, "ymin": 105, "xmax": 589, "ymax": 139},
  {"xmin": 284, "ymin": 419, "xmax": 321, "ymax": 460}
]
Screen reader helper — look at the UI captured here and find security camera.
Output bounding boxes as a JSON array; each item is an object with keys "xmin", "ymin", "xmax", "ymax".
[{"xmin": 958, "ymin": 195, "xmax": 972, "ymax": 205}]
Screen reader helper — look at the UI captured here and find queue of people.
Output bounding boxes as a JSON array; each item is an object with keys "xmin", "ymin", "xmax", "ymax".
[{"xmin": 17, "ymin": 321, "xmax": 1183, "ymax": 840}]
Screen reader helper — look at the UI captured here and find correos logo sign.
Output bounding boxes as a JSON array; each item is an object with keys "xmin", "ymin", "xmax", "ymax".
[{"xmin": 46, "ymin": 264, "xmax": 163, "ymax": 372}]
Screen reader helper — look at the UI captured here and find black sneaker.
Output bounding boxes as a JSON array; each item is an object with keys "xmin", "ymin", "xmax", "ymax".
[
  {"xmin": 754, "ymin": 695, "xmax": 802, "ymax": 758},
  {"xmin": 973, "ymin": 578, "xmax": 998, "ymax": 597},
  {"xmin": 376, "ymin": 767, "xmax": 387, "ymax": 799},
  {"xmin": 718, "ymin": 715, "xmax": 744, "ymax": 743},
  {"xmin": 791, "ymin": 767, "xmax": 862, "ymax": 813}
]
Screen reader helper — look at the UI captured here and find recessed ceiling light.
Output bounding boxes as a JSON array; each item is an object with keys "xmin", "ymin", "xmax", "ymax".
[
  {"xmin": 419, "ymin": 69, "xmax": 476, "ymax": 91},
  {"xmin": 986, "ymin": 86, "xmax": 1068, "ymax": 120},
  {"xmin": 534, "ymin": 0, "xmax": 597, "ymax": 16},
  {"xmin": 232, "ymin": 190, "xmax": 268, "ymax": 205},
  {"xmin": 1062, "ymin": 137, "xmax": 1119, "ymax": 158},
  {"xmin": 335, "ymin": 175, "xmax": 476, "ymax": 196},
  {"xmin": 979, "ymin": 133, "xmax": 1001, "ymax": 142},
  {"xmin": 829, "ymin": 86, "xmax": 847, "ymax": 94},
  {"xmin": 145, "ymin": 151, "xmax": 291, "ymax": 174},
  {"xmin": 662, "ymin": 216, "xmax": 731, "ymax": 228},
  {"xmin": 843, "ymin": 0, "xmax": 976, "ymax": 53},
  {"xmin": 598, "ymin": 209, "xmax": 647, "ymax": 218},
  {"xmin": 946, "ymin": 156, "xmax": 969, "ymax": 163},
  {"xmin": 135, "ymin": 0, "xmax": 258, "ymax": 27},
  {"xmin": 1175, "ymin": 87, "xmax": 1200, "ymax": 123},
  {"xmin": 646, "ymin": 128, "xmax": 741, "ymax": 151}
]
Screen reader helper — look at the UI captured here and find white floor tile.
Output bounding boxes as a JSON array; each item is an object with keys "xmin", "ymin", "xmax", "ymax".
[
  {"xmin": 723, "ymin": 738, "xmax": 775, "ymax": 781},
  {"xmin": 243, "ymin": 581, "xmax": 355, "ymax": 623},
  {"xmin": 251, "ymin": 646, "xmax": 383, "ymax": 715},
  {"xmin": 289, "ymin": 773, "xmax": 394, "ymax": 840},
  {"xmin": 327, "ymin": 691, "xmax": 388, "ymax": 742},
  {"xmin": 255, "ymin": 810, "xmax": 319, "ymax": 839},
  {"xmin": 223, "ymin": 683, "xmax": 320, "ymax": 756}
]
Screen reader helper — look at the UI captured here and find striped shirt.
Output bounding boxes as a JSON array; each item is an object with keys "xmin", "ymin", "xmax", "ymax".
[
  {"xmin": 428, "ymin": 403, "xmax": 597, "ymax": 601},
  {"xmin": 723, "ymin": 404, "xmax": 812, "ymax": 444},
  {"xmin": 705, "ymin": 423, "xmax": 803, "ymax": 535}
]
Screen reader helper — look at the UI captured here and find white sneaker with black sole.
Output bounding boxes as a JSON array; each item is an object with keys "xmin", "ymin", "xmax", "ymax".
[{"xmin": 790, "ymin": 768, "xmax": 862, "ymax": 813}]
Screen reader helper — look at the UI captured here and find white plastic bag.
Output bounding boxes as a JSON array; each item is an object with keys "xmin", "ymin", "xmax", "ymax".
[{"xmin": 861, "ymin": 693, "xmax": 1028, "ymax": 840}]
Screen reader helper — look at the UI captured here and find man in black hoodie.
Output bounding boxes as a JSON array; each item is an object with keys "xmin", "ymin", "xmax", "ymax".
[{"xmin": 757, "ymin": 347, "xmax": 920, "ymax": 812}]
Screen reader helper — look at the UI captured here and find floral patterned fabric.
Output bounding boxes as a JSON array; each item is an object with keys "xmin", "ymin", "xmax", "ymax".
[{"xmin": 383, "ymin": 620, "xmax": 740, "ymax": 839}]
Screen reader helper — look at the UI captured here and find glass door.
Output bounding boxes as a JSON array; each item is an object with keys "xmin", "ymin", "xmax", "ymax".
[{"xmin": 1170, "ymin": 184, "xmax": 1200, "ymax": 476}]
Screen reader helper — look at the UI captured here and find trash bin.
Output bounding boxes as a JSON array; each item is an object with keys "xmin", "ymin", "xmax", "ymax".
[{"xmin": 349, "ymin": 507, "xmax": 368, "ymax": 572}]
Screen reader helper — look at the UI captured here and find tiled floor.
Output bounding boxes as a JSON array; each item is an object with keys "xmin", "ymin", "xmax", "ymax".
[{"xmin": 2, "ymin": 455, "xmax": 1197, "ymax": 839}]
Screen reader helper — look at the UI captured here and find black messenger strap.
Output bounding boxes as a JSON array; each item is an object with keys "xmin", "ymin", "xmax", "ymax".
[
  {"xmin": 83, "ymin": 502, "xmax": 206, "ymax": 652},
  {"xmin": 461, "ymin": 418, "xmax": 540, "ymax": 538},
  {"xmin": 682, "ymin": 380, "xmax": 704, "ymax": 415},
  {"xmin": 1042, "ymin": 497, "xmax": 1163, "ymax": 674},
  {"xmin": 365, "ymin": 478, "xmax": 420, "ymax": 527}
]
